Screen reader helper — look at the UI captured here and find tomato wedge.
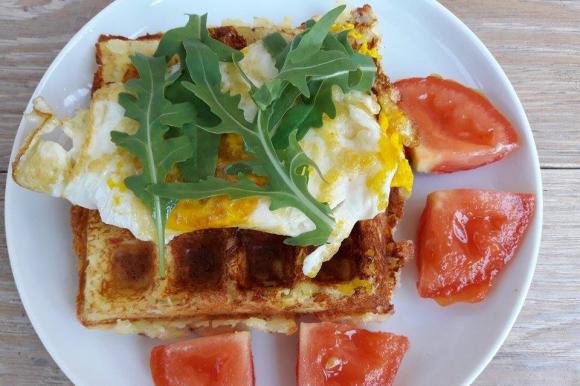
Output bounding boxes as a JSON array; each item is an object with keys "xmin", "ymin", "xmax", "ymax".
[
  {"xmin": 150, "ymin": 332, "xmax": 254, "ymax": 386},
  {"xmin": 395, "ymin": 76, "xmax": 519, "ymax": 173},
  {"xmin": 417, "ymin": 189, "xmax": 535, "ymax": 305},
  {"xmin": 298, "ymin": 322, "xmax": 409, "ymax": 386}
]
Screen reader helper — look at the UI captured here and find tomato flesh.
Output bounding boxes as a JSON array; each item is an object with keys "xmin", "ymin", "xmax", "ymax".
[
  {"xmin": 298, "ymin": 322, "xmax": 409, "ymax": 386},
  {"xmin": 417, "ymin": 189, "xmax": 535, "ymax": 305},
  {"xmin": 395, "ymin": 76, "xmax": 519, "ymax": 173},
  {"xmin": 150, "ymin": 332, "xmax": 254, "ymax": 386}
]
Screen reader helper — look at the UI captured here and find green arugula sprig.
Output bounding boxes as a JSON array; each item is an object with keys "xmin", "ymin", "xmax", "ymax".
[
  {"xmin": 152, "ymin": 39, "xmax": 335, "ymax": 245},
  {"xmin": 150, "ymin": 5, "xmax": 376, "ymax": 246},
  {"xmin": 110, "ymin": 55, "xmax": 194, "ymax": 276},
  {"xmin": 260, "ymin": 13, "xmax": 376, "ymax": 147},
  {"xmin": 115, "ymin": 5, "xmax": 378, "ymax": 273}
]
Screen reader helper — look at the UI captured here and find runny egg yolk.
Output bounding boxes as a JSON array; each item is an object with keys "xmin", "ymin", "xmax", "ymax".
[
  {"xmin": 167, "ymin": 196, "xmax": 259, "ymax": 232},
  {"xmin": 377, "ymin": 99, "xmax": 415, "ymax": 195},
  {"xmin": 167, "ymin": 133, "xmax": 261, "ymax": 233},
  {"xmin": 366, "ymin": 100, "xmax": 415, "ymax": 209}
]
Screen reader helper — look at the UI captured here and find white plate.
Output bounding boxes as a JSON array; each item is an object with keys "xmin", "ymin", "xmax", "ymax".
[{"xmin": 4, "ymin": 0, "xmax": 543, "ymax": 385}]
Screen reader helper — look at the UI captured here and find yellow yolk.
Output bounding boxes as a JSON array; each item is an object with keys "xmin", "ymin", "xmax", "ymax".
[
  {"xmin": 107, "ymin": 177, "xmax": 126, "ymax": 208},
  {"xmin": 313, "ymin": 115, "xmax": 381, "ymax": 204},
  {"xmin": 330, "ymin": 22, "xmax": 381, "ymax": 59},
  {"xmin": 367, "ymin": 132, "xmax": 400, "ymax": 210},
  {"xmin": 366, "ymin": 102, "xmax": 415, "ymax": 209},
  {"xmin": 106, "ymin": 177, "xmax": 127, "ymax": 192},
  {"xmin": 167, "ymin": 196, "xmax": 259, "ymax": 232},
  {"xmin": 166, "ymin": 132, "xmax": 262, "ymax": 233},
  {"xmin": 326, "ymin": 22, "xmax": 412, "ymax": 206},
  {"xmin": 377, "ymin": 98, "xmax": 415, "ymax": 194},
  {"xmin": 336, "ymin": 277, "xmax": 373, "ymax": 295}
]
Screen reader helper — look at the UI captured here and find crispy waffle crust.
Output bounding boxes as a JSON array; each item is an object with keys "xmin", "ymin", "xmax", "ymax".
[
  {"xmin": 74, "ymin": 191, "xmax": 411, "ymax": 336},
  {"xmin": 74, "ymin": 5, "xmax": 413, "ymax": 337}
]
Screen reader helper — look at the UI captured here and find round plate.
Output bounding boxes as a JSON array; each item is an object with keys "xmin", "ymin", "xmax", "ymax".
[{"xmin": 4, "ymin": 0, "xmax": 543, "ymax": 385}]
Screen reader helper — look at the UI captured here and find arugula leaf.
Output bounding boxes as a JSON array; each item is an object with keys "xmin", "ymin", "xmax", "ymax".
[
  {"xmin": 267, "ymin": 129, "xmax": 333, "ymax": 245},
  {"xmin": 284, "ymin": 5, "xmax": 346, "ymax": 64},
  {"xmin": 251, "ymin": 6, "xmax": 348, "ymax": 108},
  {"xmin": 157, "ymin": 100, "xmax": 221, "ymax": 183},
  {"xmin": 322, "ymin": 31, "xmax": 352, "ymax": 54},
  {"xmin": 271, "ymin": 79, "xmax": 337, "ymax": 148},
  {"xmin": 155, "ymin": 14, "xmax": 242, "ymax": 62},
  {"xmin": 262, "ymin": 32, "xmax": 288, "ymax": 59},
  {"xmin": 177, "ymin": 125, "xmax": 221, "ymax": 182},
  {"xmin": 251, "ymin": 5, "xmax": 375, "ymax": 117},
  {"xmin": 151, "ymin": 175, "xmax": 269, "ymax": 200},
  {"xmin": 159, "ymin": 101, "xmax": 199, "ymax": 127},
  {"xmin": 261, "ymin": 24, "xmax": 376, "ymax": 146},
  {"xmin": 277, "ymin": 50, "xmax": 357, "ymax": 97},
  {"xmin": 273, "ymin": 34, "xmax": 300, "ymax": 70},
  {"xmin": 252, "ymin": 50, "xmax": 355, "ymax": 108},
  {"xmin": 111, "ymin": 54, "xmax": 193, "ymax": 276},
  {"xmin": 150, "ymin": 39, "xmax": 335, "ymax": 246},
  {"xmin": 182, "ymin": 41, "xmax": 251, "ymax": 135},
  {"xmin": 349, "ymin": 52, "xmax": 376, "ymax": 91},
  {"xmin": 151, "ymin": 172, "xmax": 330, "ymax": 245},
  {"xmin": 155, "ymin": 22, "xmax": 225, "ymax": 184}
]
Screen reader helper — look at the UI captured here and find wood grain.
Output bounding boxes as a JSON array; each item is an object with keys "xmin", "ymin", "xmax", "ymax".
[
  {"xmin": 0, "ymin": 0, "xmax": 579, "ymax": 385},
  {"xmin": 442, "ymin": 0, "xmax": 580, "ymax": 169}
]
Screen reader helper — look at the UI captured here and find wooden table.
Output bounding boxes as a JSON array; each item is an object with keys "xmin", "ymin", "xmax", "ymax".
[{"xmin": 1, "ymin": 1, "xmax": 578, "ymax": 385}]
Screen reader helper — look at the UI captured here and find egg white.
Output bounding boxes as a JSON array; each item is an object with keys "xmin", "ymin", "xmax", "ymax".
[{"xmin": 15, "ymin": 40, "xmax": 399, "ymax": 277}]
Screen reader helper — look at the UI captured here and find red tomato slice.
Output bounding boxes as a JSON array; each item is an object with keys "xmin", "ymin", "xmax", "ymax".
[
  {"xmin": 417, "ymin": 189, "xmax": 535, "ymax": 305},
  {"xmin": 298, "ymin": 322, "xmax": 409, "ymax": 386},
  {"xmin": 150, "ymin": 332, "xmax": 254, "ymax": 386},
  {"xmin": 394, "ymin": 76, "xmax": 519, "ymax": 173}
]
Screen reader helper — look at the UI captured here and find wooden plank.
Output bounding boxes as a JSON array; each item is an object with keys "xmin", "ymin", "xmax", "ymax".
[
  {"xmin": 0, "ymin": 0, "xmax": 111, "ymax": 171},
  {"xmin": 475, "ymin": 169, "xmax": 580, "ymax": 385},
  {"xmin": 440, "ymin": 0, "xmax": 580, "ymax": 169},
  {"xmin": 0, "ymin": 0, "xmax": 579, "ymax": 385}
]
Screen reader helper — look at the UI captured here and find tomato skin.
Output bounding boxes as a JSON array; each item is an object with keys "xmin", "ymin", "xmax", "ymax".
[
  {"xmin": 298, "ymin": 322, "xmax": 409, "ymax": 386},
  {"xmin": 150, "ymin": 332, "xmax": 254, "ymax": 386},
  {"xmin": 394, "ymin": 76, "xmax": 519, "ymax": 173},
  {"xmin": 417, "ymin": 189, "xmax": 535, "ymax": 305}
]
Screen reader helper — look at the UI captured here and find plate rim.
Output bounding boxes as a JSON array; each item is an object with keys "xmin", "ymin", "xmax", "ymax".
[
  {"xmin": 427, "ymin": 2, "xmax": 543, "ymax": 384},
  {"xmin": 4, "ymin": 0, "xmax": 544, "ymax": 385}
]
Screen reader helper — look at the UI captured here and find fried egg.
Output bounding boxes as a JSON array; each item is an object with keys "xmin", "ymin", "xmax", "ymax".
[{"xmin": 13, "ymin": 37, "xmax": 412, "ymax": 277}]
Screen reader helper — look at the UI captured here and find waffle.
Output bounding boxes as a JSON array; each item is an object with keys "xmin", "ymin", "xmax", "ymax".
[
  {"xmin": 74, "ymin": 190, "xmax": 411, "ymax": 337},
  {"xmin": 73, "ymin": 5, "xmax": 413, "ymax": 337}
]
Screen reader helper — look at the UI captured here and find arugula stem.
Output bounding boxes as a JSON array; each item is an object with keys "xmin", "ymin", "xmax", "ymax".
[
  {"xmin": 256, "ymin": 111, "xmax": 334, "ymax": 230},
  {"xmin": 142, "ymin": 66, "xmax": 167, "ymax": 276}
]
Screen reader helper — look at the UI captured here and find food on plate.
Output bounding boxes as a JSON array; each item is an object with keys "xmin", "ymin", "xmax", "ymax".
[
  {"xmin": 298, "ymin": 322, "xmax": 409, "ymax": 386},
  {"xmin": 72, "ymin": 195, "xmax": 411, "ymax": 336},
  {"xmin": 150, "ymin": 331, "xmax": 254, "ymax": 386},
  {"xmin": 12, "ymin": 5, "xmax": 415, "ymax": 337},
  {"xmin": 394, "ymin": 76, "xmax": 519, "ymax": 173},
  {"xmin": 416, "ymin": 189, "xmax": 535, "ymax": 306},
  {"xmin": 8, "ymin": 0, "xmax": 541, "ymax": 383}
]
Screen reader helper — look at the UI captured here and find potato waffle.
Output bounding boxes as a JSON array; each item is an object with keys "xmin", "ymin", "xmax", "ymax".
[{"xmin": 70, "ymin": 5, "xmax": 414, "ymax": 337}]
